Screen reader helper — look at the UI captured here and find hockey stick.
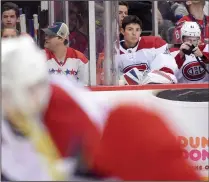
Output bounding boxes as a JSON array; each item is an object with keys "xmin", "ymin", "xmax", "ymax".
[
  {"xmin": 196, "ymin": 56, "xmax": 209, "ymax": 74},
  {"xmin": 20, "ymin": 14, "xmax": 27, "ymax": 33},
  {"xmin": 33, "ymin": 14, "xmax": 39, "ymax": 44},
  {"xmin": 28, "ymin": 19, "xmax": 34, "ymax": 38}
]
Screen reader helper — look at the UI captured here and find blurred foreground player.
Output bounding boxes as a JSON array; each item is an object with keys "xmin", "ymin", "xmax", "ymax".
[
  {"xmin": 1, "ymin": 36, "xmax": 200, "ymax": 181},
  {"xmin": 1, "ymin": 35, "xmax": 101, "ymax": 181}
]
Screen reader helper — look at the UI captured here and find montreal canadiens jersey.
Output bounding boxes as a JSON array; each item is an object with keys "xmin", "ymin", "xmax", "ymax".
[
  {"xmin": 45, "ymin": 48, "xmax": 89, "ymax": 85},
  {"xmin": 170, "ymin": 44, "xmax": 209, "ymax": 83},
  {"xmin": 117, "ymin": 36, "xmax": 178, "ymax": 75}
]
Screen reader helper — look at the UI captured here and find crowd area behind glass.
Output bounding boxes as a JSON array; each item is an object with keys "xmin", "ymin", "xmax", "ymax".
[{"xmin": 1, "ymin": 0, "xmax": 209, "ymax": 86}]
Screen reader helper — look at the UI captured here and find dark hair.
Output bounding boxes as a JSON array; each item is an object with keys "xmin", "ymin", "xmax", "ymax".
[
  {"xmin": 119, "ymin": 1, "xmax": 129, "ymax": 9},
  {"xmin": 58, "ymin": 36, "xmax": 69, "ymax": 45},
  {"xmin": 122, "ymin": 15, "xmax": 143, "ymax": 30},
  {"xmin": 64, "ymin": 39, "xmax": 68, "ymax": 45},
  {"xmin": 1, "ymin": 27, "xmax": 19, "ymax": 36},
  {"xmin": 2, "ymin": 2, "xmax": 19, "ymax": 18}
]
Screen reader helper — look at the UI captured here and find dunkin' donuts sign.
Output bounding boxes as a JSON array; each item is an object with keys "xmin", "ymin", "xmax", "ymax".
[{"xmin": 178, "ymin": 136, "xmax": 209, "ymax": 177}]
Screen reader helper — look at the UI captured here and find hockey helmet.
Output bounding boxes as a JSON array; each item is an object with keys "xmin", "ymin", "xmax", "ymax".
[
  {"xmin": 180, "ymin": 21, "xmax": 201, "ymax": 41},
  {"xmin": 2, "ymin": 35, "xmax": 50, "ymax": 116}
]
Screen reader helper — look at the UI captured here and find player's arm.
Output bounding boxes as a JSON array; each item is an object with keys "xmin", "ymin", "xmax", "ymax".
[
  {"xmin": 152, "ymin": 37, "xmax": 177, "ymax": 74},
  {"xmin": 78, "ymin": 61, "xmax": 89, "ymax": 86},
  {"xmin": 145, "ymin": 37, "xmax": 178, "ymax": 84},
  {"xmin": 198, "ymin": 44, "xmax": 209, "ymax": 64},
  {"xmin": 115, "ymin": 54, "xmax": 128, "ymax": 85},
  {"xmin": 169, "ymin": 46, "xmax": 187, "ymax": 70},
  {"xmin": 75, "ymin": 50, "xmax": 89, "ymax": 86}
]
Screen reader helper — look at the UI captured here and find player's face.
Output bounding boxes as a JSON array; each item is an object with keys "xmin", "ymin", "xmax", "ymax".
[
  {"xmin": 2, "ymin": 10, "xmax": 18, "ymax": 28},
  {"xmin": 119, "ymin": 5, "xmax": 128, "ymax": 28},
  {"xmin": 122, "ymin": 23, "xmax": 142, "ymax": 47},
  {"xmin": 44, "ymin": 35, "xmax": 63, "ymax": 51},
  {"xmin": 183, "ymin": 36, "xmax": 200, "ymax": 46},
  {"xmin": 2, "ymin": 29, "xmax": 17, "ymax": 38}
]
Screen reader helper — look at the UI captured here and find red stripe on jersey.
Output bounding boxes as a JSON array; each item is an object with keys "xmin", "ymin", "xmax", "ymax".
[
  {"xmin": 73, "ymin": 49, "xmax": 88, "ymax": 64},
  {"xmin": 159, "ymin": 67, "xmax": 174, "ymax": 75},
  {"xmin": 152, "ymin": 70, "xmax": 173, "ymax": 82},
  {"xmin": 43, "ymin": 84, "xmax": 100, "ymax": 164},
  {"xmin": 199, "ymin": 44, "xmax": 209, "ymax": 63},
  {"xmin": 123, "ymin": 63, "xmax": 148, "ymax": 73}
]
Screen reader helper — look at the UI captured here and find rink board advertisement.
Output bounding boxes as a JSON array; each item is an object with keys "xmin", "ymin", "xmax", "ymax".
[
  {"xmin": 152, "ymin": 89, "xmax": 208, "ymax": 181},
  {"xmin": 90, "ymin": 86, "xmax": 208, "ymax": 180}
]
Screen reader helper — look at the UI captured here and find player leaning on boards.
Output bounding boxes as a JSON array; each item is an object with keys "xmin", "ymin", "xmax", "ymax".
[
  {"xmin": 117, "ymin": 15, "xmax": 178, "ymax": 85},
  {"xmin": 170, "ymin": 21, "xmax": 209, "ymax": 83},
  {"xmin": 43, "ymin": 22, "xmax": 89, "ymax": 86}
]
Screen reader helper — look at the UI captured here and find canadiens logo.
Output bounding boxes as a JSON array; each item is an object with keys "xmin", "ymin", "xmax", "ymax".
[
  {"xmin": 123, "ymin": 63, "xmax": 149, "ymax": 73},
  {"xmin": 163, "ymin": 46, "xmax": 171, "ymax": 55},
  {"xmin": 182, "ymin": 61, "xmax": 206, "ymax": 81}
]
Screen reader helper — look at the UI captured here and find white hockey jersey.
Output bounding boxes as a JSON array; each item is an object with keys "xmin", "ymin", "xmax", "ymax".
[
  {"xmin": 45, "ymin": 48, "xmax": 89, "ymax": 85},
  {"xmin": 117, "ymin": 36, "xmax": 178, "ymax": 75},
  {"xmin": 1, "ymin": 119, "xmax": 53, "ymax": 181},
  {"xmin": 170, "ymin": 44, "xmax": 209, "ymax": 83}
]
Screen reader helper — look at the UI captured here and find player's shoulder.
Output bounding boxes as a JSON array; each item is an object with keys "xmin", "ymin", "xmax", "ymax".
[
  {"xmin": 139, "ymin": 36, "xmax": 166, "ymax": 49},
  {"xmin": 44, "ymin": 48, "xmax": 53, "ymax": 60},
  {"xmin": 198, "ymin": 44, "xmax": 209, "ymax": 52},
  {"xmin": 169, "ymin": 47, "xmax": 180, "ymax": 57},
  {"xmin": 49, "ymin": 75, "xmax": 108, "ymax": 130},
  {"xmin": 169, "ymin": 47, "xmax": 179, "ymax": 52},
  {"xmin": 66, "ymin": 47, "xmax": 88, "ymax": 64},
  {"xmin": 178, "ymin": 16, "xmax": 191, "ymax": 23}
]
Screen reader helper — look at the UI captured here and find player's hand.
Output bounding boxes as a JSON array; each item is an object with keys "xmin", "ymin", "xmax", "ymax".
[
  {"xmin": 179, "ymin": 42, "xmax": 192, "ymax": 57},
  {"xmin": 192, "ymin": 46, "xmax": 203, "ymax": 58}
]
